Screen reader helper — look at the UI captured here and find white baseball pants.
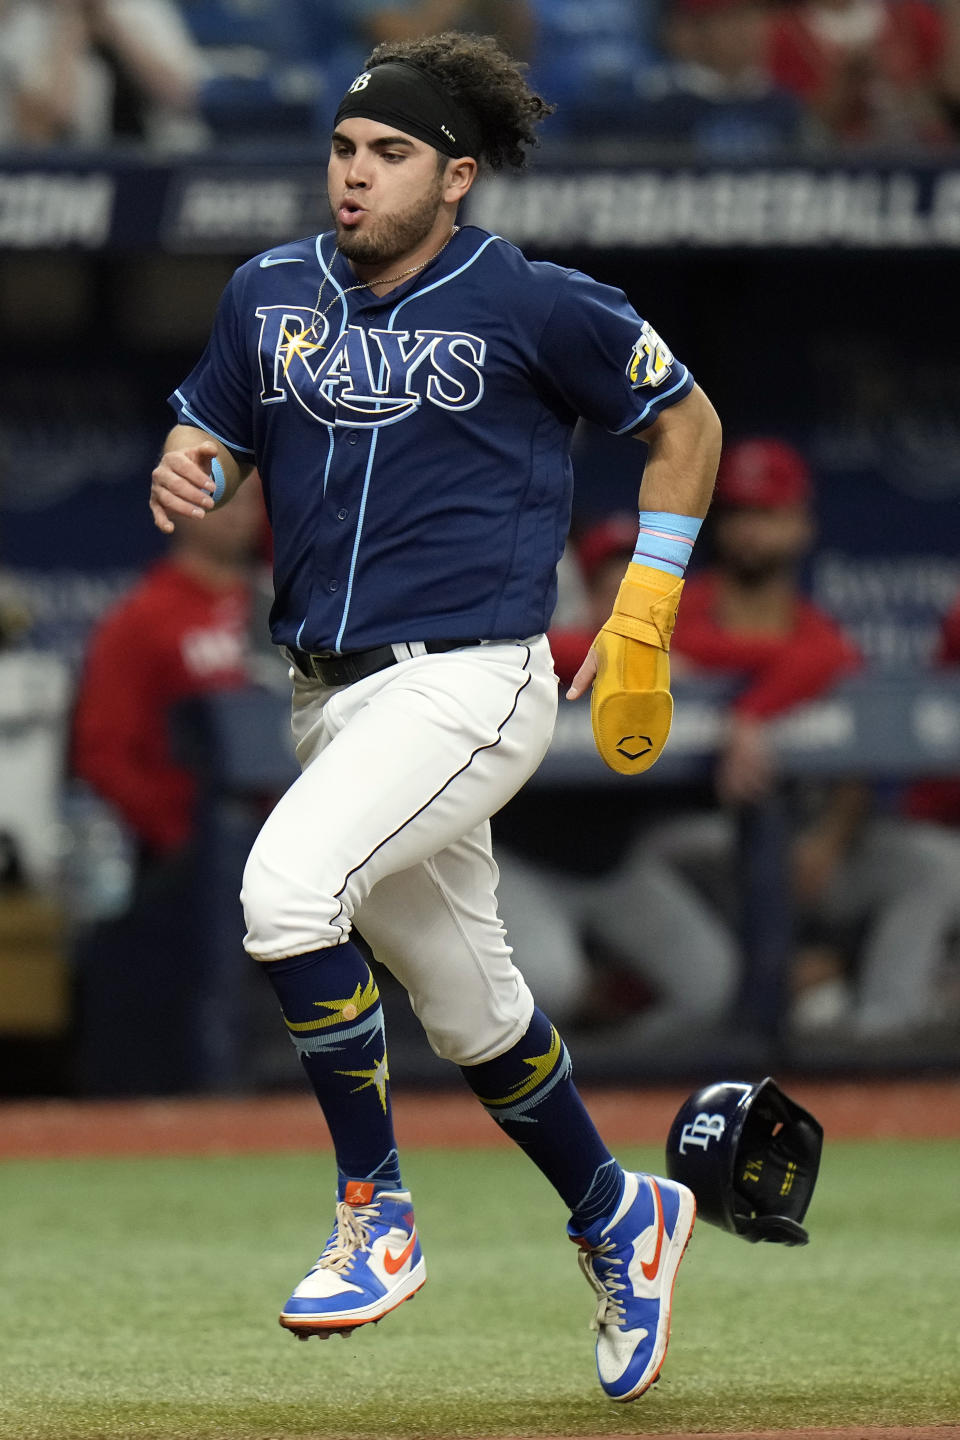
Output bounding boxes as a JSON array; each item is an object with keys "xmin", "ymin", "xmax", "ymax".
[{"xmin": 241, "ymin": 636, "xmax": 559, "ymax": 1065}]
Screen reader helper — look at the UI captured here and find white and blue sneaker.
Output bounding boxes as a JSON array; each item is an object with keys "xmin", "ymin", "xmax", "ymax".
[
  {"xmin": 569, "ymin": 1172, "xmax": 696, "ymax": 1401},
  {"xmin": 279, "ymin": 1180, "xmax": 426, "ymax": 1338}
]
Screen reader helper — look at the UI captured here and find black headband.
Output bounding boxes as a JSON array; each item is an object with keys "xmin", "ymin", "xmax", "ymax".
[{"xmin": 334, "ymin": 61, "xmax": 482, "ymax": 160}]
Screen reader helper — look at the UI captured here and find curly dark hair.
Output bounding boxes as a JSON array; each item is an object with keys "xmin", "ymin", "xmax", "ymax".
[{"xmin": 364, "ymin": 32, "xmax": 555, "ymax": 171}]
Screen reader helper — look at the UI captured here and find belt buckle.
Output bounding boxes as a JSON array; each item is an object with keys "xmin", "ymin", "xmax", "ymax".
[
  {"xmin": 317, "ymin": 650, "xmax": 362, "ymax": 686},
  {"xmin": 290, "ymin": 647, "xmax": 338, "ymax": 683},
  {"xmin": 309, "ymin": 649, "xmax": 336, "ymax": 683}
]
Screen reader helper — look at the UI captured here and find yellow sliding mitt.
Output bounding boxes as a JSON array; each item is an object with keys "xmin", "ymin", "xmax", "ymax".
[{"xmin": 591, "ymin": 562, "xmax": 684, "ymax": 775}]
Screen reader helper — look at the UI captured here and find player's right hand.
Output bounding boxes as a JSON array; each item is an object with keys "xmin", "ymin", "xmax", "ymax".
[{"xmin": 150, "ymin": 439, "xmax": 219, "ymax": 533}]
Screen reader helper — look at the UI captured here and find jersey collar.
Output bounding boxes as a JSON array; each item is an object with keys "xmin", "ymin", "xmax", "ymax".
[{"xmin": 317, "ymin": 226, "xmax": 486, "ymax": 312}]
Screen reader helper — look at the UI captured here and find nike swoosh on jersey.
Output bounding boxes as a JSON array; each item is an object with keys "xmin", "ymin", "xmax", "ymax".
[
  {"xmin": 383, "ymin": 1228, "xmax": 418, "ymax": 1275},
  {"xmin": 260, "ymin": 256, "xmax": 305, "ymax": 267}
]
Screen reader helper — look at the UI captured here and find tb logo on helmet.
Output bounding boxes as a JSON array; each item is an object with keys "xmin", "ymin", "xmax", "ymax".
[
  {"xmin": 678, "ymin": 1111, "xmax": 726, "ymax": 1154},
  {"xmin": 666, "ymin": 1077, "xmax": 823, "ymax": 1245}
]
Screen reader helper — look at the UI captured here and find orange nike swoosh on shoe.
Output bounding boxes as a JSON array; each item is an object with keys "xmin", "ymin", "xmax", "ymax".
[
  {"xmin": 640, "ymin": 1181, "xmax": 665, "ymax": 1282},
  {"xmin": 383, "ymin": 1229, "xmax": 418, "ymax": 1275}
]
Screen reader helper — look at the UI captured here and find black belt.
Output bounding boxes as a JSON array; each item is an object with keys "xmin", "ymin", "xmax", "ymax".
[{"xmin": 290, "ymin": 638, "xmax": 482, "ymax": 687}]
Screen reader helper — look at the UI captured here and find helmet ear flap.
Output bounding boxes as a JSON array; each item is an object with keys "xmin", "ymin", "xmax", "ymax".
[
  {"xmin": 665, "ymin": 1077, "xmax": 824, "ymax": 1246},
  {"xmin": 741, "ymin": 1215, "xmax": 812, "ymax": 1246},
  {"xmin": 731, "ymin": 1080, "xmax": 823, "ymax": 1242}
]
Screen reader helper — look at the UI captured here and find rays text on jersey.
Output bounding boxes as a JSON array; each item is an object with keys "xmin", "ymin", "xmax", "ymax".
[{"xmin": 255, "ymin": 310, "xmax": 486, "ymax": 427}]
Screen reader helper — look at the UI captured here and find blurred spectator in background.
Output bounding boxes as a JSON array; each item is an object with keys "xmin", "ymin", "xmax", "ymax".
[
  {"xmin": 181, "ymin": 1, "xmax": 535, "ymax": 143},
  {"xmin": 356, "ymin": 0, "xmax": 533, "ymax": 56},
  {"xmin": 768, "ymin": 0, "xmax": 960, "ymax": 145},
  {"xmin": 634, "ymin": 0, "xmax": 808, "ymax": 157},
  {"xmin": 9, "ymin": 0, "xmax": 959, "ymax": 154},
  {"xmin": 0, "ymin": 515, "xmax": 72, "ymax": 1084},
  {"xmin": 639, "ymin": 437, "xmax": 960, "ymax": 1045},
  {"xmin": 86, "ymin": 0, "xmax": 211, "ymax": 149},
  {"xmin": 494, "ymin": 511, "xmax": 741, "ymax": 1055},
  {"xmin": 72, "ymin": 477, "xmax": 267, "ymax": 854},
  {"xmin": 182, "ymin": 0, "xmax": 323, "ymax": 142},
  {"xmin": 670, "ymin": 439, "xmax": 858, "ymax": 801},
  {"xmin": 0, "ymin": 511, "xmax": 69, "ymax": 893},
  {"xmin": 0, "ymin": 0, "xmax": 209, "ymax": 149},
  {"xmin": 0, "ymin": 540, "xmax": 30, "ymax": 648},
  {"xmin": 528, "ymin": 0, "xmax": 661, "ymax": 136},
  {"xmin": 70, "ymin": 477, "xmax": 271, "ymax": 1094},
  {"xmin": 902, "ymin": 589, "xmax": 960, "ymax": 1023},
  {"xmin": 905, "ymin": 588, "xmax": 960, "ymax": 828},
  {"xmin": 305, "ymin": 0, "xmax": 535, "ymax": 139},
  {"xmin": 0, "ymin": 0, "xmax": 88, "ymax": 146}
]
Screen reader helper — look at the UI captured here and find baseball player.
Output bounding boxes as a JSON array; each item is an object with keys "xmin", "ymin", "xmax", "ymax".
[{"xmin": 150, "ymin": 32, "xmax": 721, "ymax": 1401}]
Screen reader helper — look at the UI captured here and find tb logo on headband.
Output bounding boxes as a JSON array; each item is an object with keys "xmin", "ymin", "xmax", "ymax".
[
  {"xmin": 255, "ymin": 307, "xmax": 486, "ymax": 426},
  {"xmin": 347, "ymin": 72, "xmax": 371, "ymax": 94}
]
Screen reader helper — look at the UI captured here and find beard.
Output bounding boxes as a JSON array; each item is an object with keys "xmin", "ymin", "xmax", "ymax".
[
  {"xmin": 333, "ymin": 174, "xmax": 445, "ymax": 267},
  {"xmin": 724, "ymin": 554, "xmax": 797, "ymax": 586}
]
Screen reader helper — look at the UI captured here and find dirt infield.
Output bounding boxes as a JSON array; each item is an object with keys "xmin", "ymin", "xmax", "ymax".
[{"xmin": 1, "ymin": 1076, "xmax": 958, "ymax": 1159}]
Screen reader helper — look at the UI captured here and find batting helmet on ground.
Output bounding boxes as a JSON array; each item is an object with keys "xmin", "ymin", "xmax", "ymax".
[{"xmin": 665, "ymin": 1077, "xmax": 823, "ymax": 1245}]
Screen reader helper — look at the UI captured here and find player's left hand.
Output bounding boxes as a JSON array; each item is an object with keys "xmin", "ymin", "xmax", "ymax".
[
  {"xmin": 566, "ymin": 648, "xmax": 598, "ymax": 700},
  {"xmin": 590, "ymin": 629, "xmax": 674, "ymax": 774},
  {"xmin": 587, "ymin": 562, "xmax": 684, "ymax": 774}
]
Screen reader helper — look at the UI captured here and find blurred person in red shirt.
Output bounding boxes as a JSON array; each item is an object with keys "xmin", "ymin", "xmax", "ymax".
[
  {"xmin": 70, "ymin": 477, "xmax": 272, "ymax": 1094},
  {"xmin": 669, "ymin": 437, "xmax": 859, "ymax": 801},
  {"xmin": 905, "ymin": 591, "xmax": 960, "ymax": 827},
  {"xmin": 553, "ymin": 449, "xmax": 860, "ymax": 801},
  {"xmin": 532, "ymin": 454, "xmax": 856, "ymax": 1048},
  {"xmin": 72, "ymin": 477, "xmax": 268, "ymax": 862},
  {"xmin": 503, "ymin": 451, "xmax": 859, "ymax": 1050},
  {"xmin": 631, "ymin": 437, "xmax": 960, "ymax": 1043},
  {"xmin": 767, "ymin": 0, "xmax": 960, "ymax": 145}
]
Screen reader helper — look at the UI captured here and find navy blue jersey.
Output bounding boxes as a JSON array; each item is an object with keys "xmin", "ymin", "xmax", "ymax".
[{"xmin": 170, "ymin": 225, "xmax": 694, "ymax": 652}]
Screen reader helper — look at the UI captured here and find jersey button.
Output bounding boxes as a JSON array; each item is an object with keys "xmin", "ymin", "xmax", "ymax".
[
  {"xmin": 347, "ymin": 432, "xmax": 359, "ymax": 445},
  {"xmin": 337, "ymin": 508, "xmax": 349, "ymax": 521},
  {"xmin": 327, "ymin": 579, "xmax": 340, "ymax": 593}
]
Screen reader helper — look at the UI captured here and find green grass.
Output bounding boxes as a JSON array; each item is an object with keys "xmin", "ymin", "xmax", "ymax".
[{"xmin": 0, "ymin": 1141, "xmax": 957, "ymax": 1439}]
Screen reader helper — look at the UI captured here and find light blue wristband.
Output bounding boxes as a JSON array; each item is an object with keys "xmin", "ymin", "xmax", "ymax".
[
  {"xmin": 210, "ymin": 456, "xmax": 226, "ymax": 504},
  {"xmin": 633, "ymin": 510, "xmax": 702, "ymax": 578}
]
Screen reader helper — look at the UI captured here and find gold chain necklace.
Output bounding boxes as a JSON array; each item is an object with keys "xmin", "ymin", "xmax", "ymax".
[{"xmin": 311, "ymin": 225, "xmax": 459, "ymax": 337}]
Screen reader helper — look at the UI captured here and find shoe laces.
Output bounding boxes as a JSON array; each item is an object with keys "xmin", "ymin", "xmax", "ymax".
[
  {"xmin": 578, "ymin": 1239, "xmax": 627, "ymax": 1330},
  {"xmin": 315, "ymin": 1199, "xmax": 381, "ymax": 1274}
]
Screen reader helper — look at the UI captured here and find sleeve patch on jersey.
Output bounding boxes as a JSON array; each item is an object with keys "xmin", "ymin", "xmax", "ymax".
[{"xmin": 627, "ymin": 321, "xmax": 675, "ymax": 389}]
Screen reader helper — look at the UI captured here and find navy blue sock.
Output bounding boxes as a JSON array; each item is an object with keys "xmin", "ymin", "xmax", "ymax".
[
  {"xmin": 262, "ymin": 942, "xmax": 402, "ymax": 1192},
  {"xmin": 459, "ymin": 1007, "xmax": 624, "ymax": 1228}
]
